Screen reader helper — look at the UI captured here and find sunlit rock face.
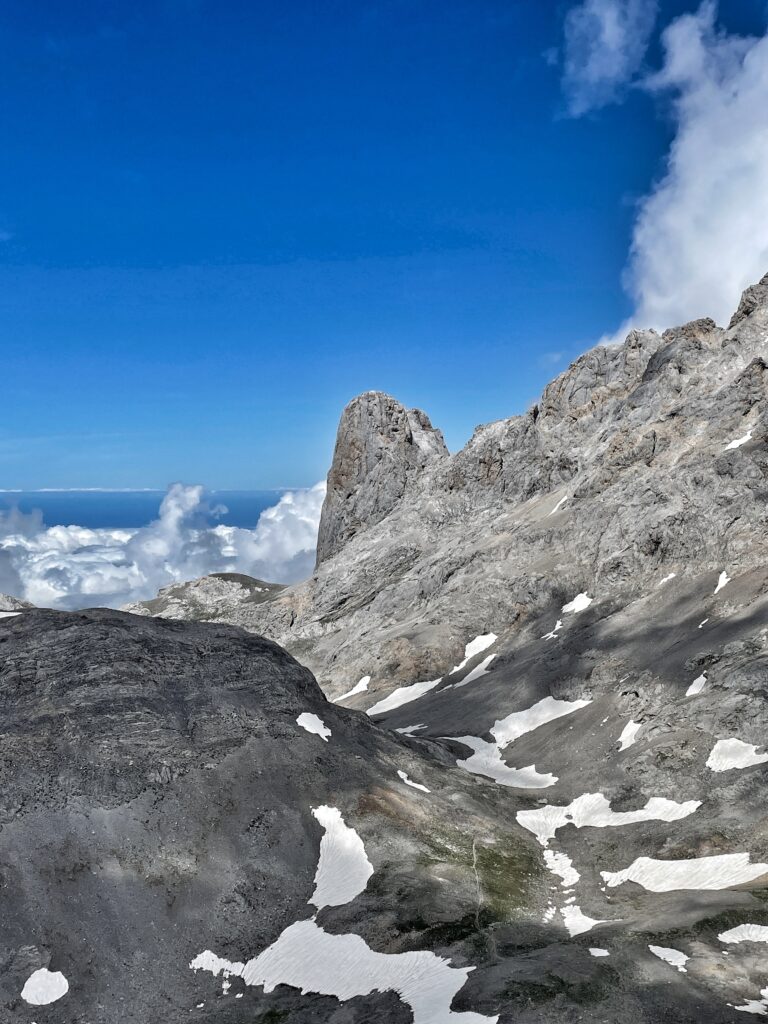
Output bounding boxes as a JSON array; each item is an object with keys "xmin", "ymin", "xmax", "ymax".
[{"xmin": 103, "ymin": 273, "xmax": 768, "ymax": 1021}]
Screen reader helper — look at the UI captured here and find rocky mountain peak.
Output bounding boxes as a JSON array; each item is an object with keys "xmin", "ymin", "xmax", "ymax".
[
  {"xmin": 315, "ymin": 390, "xmax": 448, "ymax": 564},
  {"xmin": 729, "ymin": 271, "xmax": 768, "ymax": 328}
]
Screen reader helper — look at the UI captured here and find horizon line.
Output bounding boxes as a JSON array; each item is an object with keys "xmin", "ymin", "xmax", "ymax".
[{"xmin": 0, "ymin": 486, "xmax": 293, "ymax": 494}]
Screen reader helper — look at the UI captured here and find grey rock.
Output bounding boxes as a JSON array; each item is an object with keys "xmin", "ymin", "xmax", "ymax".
[
  {"xmin": 125, "ymin": 273, "xmax": 768, "ymax": 1021},
  {"xmin": 315, "ymin": 390, "xmax": 448, "ymax": 564},
  {"xmin": 0, "ymin": 609, "xmax": 514, "ymax": 1022}
]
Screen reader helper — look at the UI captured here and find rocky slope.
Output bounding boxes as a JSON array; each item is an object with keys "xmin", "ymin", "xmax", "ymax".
[
  {"xmin": 0, "ymin": 608, "xmax": 520, "ymax": 1022},
  {"xmin": 123, "ymin": 272, "xmax": 768, "ymax": 1021}
]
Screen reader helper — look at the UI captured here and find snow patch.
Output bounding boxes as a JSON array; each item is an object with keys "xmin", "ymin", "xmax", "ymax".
[
  {"xmin": 561, "ymin": 905, "xmax": 606, "ymax": 937},
  {"xmin": 686, "ymin": 672, "xmax": 707, "ymax": 697},
  {"xmin": 517, "ymin": 793, "xmax": 700, "ymax": 847},
  {"xmin": 449, "ymin": 697, "xmax": 591, "ymax": 790},
  {"xmin": 334, "ymin": 676, "xmax": 370, "ymax": 703},
  {"xmin": 725, "ymin": 431, "xmax": 753, "ymax": 450},
  {"xmin": 658, "ymin": 573, "xmax": 677, "ymax": 585},
  {"xmin": 452, "ymin": 736, "xmax": 556, "ymax": 789},
  {"xmin": 397, "ymin": 770, "xmax": 430, "ymax": 793},
  {"xmin": 0, "ymin": 611, "xmax": 21, "ymax": 619},
  {"xmin": 450, "ymin": 634, "xmax": 497, "ymax": 675},
  {"xmin": 648, "ymin": 945, "xmax": 689, "ymax": 972},
  {"xmin": 562, "ymin": 593, "xmax": 592, "ymax": 614},
  {"xmin": 589, "ymin": 948, "xmax": 610, "ymax": 958},
  {"xmin": 395, "ymin": 723, "xmax": 427, "ymax": 735},
  {"xmin": 734, "ymin": 987, "xmax": 768, "ymax": 1016},
  {"xmin": 491, "ymin": 696, "xmax": 592, "ymax": 748},
  {"xmin": 707, "ymin": 738, "xmax": 768, "ymax": 773},
  {"xmin": 367, "ymin": 679, "xmax": 441, "ymax": 717},
  {"xmin": 452, "ymin": 654, "xmax": 495, "ymax": 689},
  {"xmin": 714, "ymin": 571, "xmax": 731, "ymax": 595},
  {"xmin": 719, "ymin": 924, "xmax": 768, "ymax": 945},
  {"xmin": 544, "ymin": 849, "xmax": 580, "ymax": 888},
  {"xmin": 21, "ymin": 969, "xmax": 69, "ymax": 1005},
  {"xmin": 541, "ymin": 619, "xmax": 563, "ymax": 641},
  {"xmin": 548, "ymin": 495, "xmax": 569, "ymax": 516},
  {"xmin": 602, "ymin": 852, "xmax": 768, "ymax": 892},
  {"xmin": 310, "ymin": 806, "xmax": 373, "ymax": 910},
  {"xmin": 617, "ymin": 720, "xmax": 642, "ymax": 751},
  {"xmin": 296, "ymin": 712, "xmax": 331, "ymax": 742},
  {"xmin": 239, "ymin": 919, "xmax": 498, "ymax": 1023}
]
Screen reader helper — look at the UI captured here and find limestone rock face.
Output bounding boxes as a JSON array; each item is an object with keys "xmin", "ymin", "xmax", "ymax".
[
  {"xmin": 315, "ymin": 391, "xmax": 448, "ymax": 564},
  {"xmin": 123, "ymin": 273, "xmax": 768, "ymax": 1023}
]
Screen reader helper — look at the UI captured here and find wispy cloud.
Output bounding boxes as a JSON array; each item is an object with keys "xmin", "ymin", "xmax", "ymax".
[
  {"xmin": 561, "ymin": 0, "xmax": 659, "ymax": 116},
  {"xmin": 537, "ymin": 351, "xmax": 565, "ymax": 368}
]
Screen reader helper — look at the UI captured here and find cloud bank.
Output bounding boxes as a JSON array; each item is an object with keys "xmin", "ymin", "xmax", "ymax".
[
  {"xmin": 626, "ymin": 2, "xmax": 768, "ymax": 331},
  {"xmin": 562, "ymin": 0, "xmax": 659, "ymax": 116},
  {"xmin": 0, "ymin": 482, "xmax": 326, "ymax": 610},
  {"xmin": 563, "ymin": 0, "xmax": 768, "ymax": 337}
]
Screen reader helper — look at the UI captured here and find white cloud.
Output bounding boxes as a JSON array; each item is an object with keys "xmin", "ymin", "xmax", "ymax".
[
  {"xmin": 620, "ymin": 2, "xmax": 768, "ymax": 332},
  {"xmin": 0, "ymin": 481, "xmax": 326, "ymax": 610},
  {"xmin": 561, "ymin": 0, "xmax": 659, "ymax": 116}
]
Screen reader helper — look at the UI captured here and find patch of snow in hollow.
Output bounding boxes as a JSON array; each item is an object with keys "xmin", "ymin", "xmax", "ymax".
[
  {"xmin": 451, "ymin": 735, "xmax": 557, "ymax": 789},
  {"xmin": 366, "ymin": 679, "xmax": 441, "ymax": 717},
  {"xmin": 543, "ymin": 905, "xmax": 556, "ymax": 922},
  {"xmin": 334, "ymin": 676, "xmax": 370, "ymax": 703},
  {"xmin": 734, "ymin": 987, "xmax": 768, "ymax": 1016},
  {"xmin": 516, "ymin": 793, "xmax": 700, "ymax": 847},
  {"xmin": 296, "ymin": 712, "xmax": 331, "ymax": 742},
  {"xmin": 714, "ymin": 571, "xmax": 731, "ymax": 595},
  {"xmin": 698, "ymin": 618, "xmax": 709, "ymax": 629},
  {"xmin": 659, "ymin": 573, "xmax": 677, "ymax": 585},
  {"xmin": 222, "ymin": 978, "xmax": 231, "ymax": 993},
  {"xmin": 706, "ymin": 738, "xmax": 768, "ymax": 773},
  {"xmin": 589, "ymin": 948, "xmax": 610, "ymax": 958},
  {"xmin": 395, "ymin": 723, "xmax": 427, "ymax": 735},
  {"xmin": 309, "ymin": 806, "xmax": 373, "ymax": 910},
  {"xmin": 541, "ymin": 619, "xmax": 563, "ymax": 640},
  {"xmin": 686, "ymin": 672, "xmax": 707, "ymax": 696},
  {"xmin": 21, "ymin": 969, "xmax": 69, "ymax": 1005},
  {"xmin": 544, "ymin": 849, "xmax": 580, "ymax": 887},
  {"xmin": 617, "ymin": 720, "xmax": 642, "ymax": 751},
  {"xmin": 648, "ymin": 945, "xmax": 689, "ymax": 972},
  {"xmin": 719, "ymin": 924, "xmax": 768, "ymax": 945},
  {"xmin": 491, "ymin": 696, "xmax": 592, "ymax": 748},
  {"xmin": 561, "ymin": 905, "xmax": 606, "ymax": 937},
  {"xmin": 725, "ymin": 431, "xmax": 753, "ymax": 451},
  {"xmin": 449, "ymin": 633, "xmax": 498, "ymax": 676},
  {"xmin": 189, "ymin": 951, "xmax": 246, "ymax": 977},
  {"xmin": 562, "ymin": 592, "xmax": 593, "ymax": 614},
  {"xmin": 397, "ymin": 769, "xmax": 430, "ymax": 793},
  {"xmin": 601, "ymin": 852, "xmax": 768, "ymax": 892},
  {"xmin": 451, "ymin": 654, "xmax": 496, "ymax": 689},
  {"xmin": 548, "ymin": 495, "xmax": 569, "ymax": 517},
  {"xmin": 194, "ymin": 920, "xmax": 499, "ymax": 1024},
  {"xmin": 0, "ymin": 611, "xmax": 21, "ymax": 618}
]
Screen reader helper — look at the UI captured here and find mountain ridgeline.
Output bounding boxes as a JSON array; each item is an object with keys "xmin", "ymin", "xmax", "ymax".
[{"xmin": 3, "ymin": 272, "xmax": 768, "ymax": 1022}]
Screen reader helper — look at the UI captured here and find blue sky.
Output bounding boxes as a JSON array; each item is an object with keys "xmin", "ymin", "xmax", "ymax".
[{"xmin": 2, "ymin": 0, "xmax": 767, "ymax": 488}]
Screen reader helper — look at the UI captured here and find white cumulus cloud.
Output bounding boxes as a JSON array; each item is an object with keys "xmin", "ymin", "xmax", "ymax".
[
  {"xmin": 622, "ymin": 1, "xmax": 768, "ymax": 332},
  {"xmin": 561, "ymin": 0, "xmax": 659, "ymax": 116},
  {"xmin": 0, "ymin": 481, "xmax": 326, "ymax": 610}
]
